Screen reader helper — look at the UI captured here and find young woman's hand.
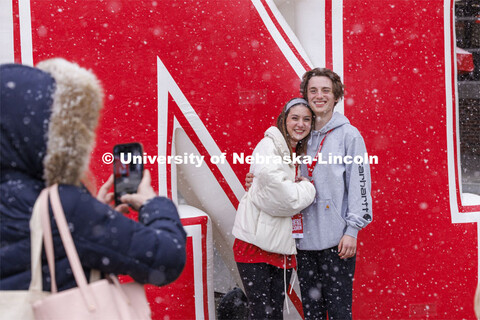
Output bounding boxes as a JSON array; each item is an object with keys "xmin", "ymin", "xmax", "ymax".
[
  {"xmin": 296, "ymin": 176, "xmax": 310, "ymax": 183},
  {"xmin": 120, "ymin": 169, "xmax": 157, "ymax": 211},
  {"xmin": 96, "ymin": 174, "xmax": 130, "ymax": 213}
]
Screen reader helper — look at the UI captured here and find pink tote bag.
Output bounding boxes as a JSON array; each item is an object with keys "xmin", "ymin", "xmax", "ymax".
[{"xmin": 31, "ymin": 184, "xmax": 151, "ymax": 320}]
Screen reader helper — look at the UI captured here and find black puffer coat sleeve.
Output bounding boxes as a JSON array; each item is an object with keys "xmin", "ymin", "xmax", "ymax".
[{"xmin": 53, "ymin": 185, "xmax": 186, "ymax": 288}]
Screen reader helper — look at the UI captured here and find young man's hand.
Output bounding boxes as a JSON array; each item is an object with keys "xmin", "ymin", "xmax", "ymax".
[
  {"xmin": 338, "ymin": 235, "xmax": 357, "ymax": 259},
  {"xmin": 245, "ymin": 172, "xmax": 254, "ymax": 191}
]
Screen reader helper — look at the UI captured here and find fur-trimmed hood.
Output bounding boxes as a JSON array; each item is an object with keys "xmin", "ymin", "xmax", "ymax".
[{"xmin": 0, "ymin": 58, "xmax": 103, "ymax": 186}]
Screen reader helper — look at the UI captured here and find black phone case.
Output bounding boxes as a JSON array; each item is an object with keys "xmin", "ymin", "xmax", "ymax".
[{"xmin": 113, "ymin": 142, "xmax": 144, "ymax": 206}]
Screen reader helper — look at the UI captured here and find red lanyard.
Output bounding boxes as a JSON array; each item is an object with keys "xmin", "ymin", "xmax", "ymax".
[{"xmin": 307, "ymin": 129, "xmax": 333, "ymax": 177}]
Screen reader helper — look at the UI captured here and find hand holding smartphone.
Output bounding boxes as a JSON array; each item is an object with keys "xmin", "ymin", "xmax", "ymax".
[{"xmin": 113, "ymin": 143, "xmax": 144, "ymax": 206}]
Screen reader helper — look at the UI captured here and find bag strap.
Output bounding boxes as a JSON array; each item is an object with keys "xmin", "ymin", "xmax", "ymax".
[
  {"xmin": 107, "ymin": 274, "xmax": 132, "ymax": 305},
  {"xmin": 89, "ymin": 269, "xmax": 101, "ymax": 282},
  {"xmin": 40, "ymin": 191, "xmax": 58, "ymax": 293},
  {"xmin": 28, "ymin": 188, "xmax": 49, "ymax": 292},
  {"xmin": 47, "ymin": 184, "xmax": 97, "ymax": 311}
]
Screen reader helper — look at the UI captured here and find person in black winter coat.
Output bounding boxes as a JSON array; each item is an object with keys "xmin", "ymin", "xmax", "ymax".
[{"xmin": 0, "ymin": 58, "xmax": 187, "ymax": 292}]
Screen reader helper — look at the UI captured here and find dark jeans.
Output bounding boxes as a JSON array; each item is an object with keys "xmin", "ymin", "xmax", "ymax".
[
  {"xmin": 236, "ymin": 262, "xmax": 293, "ymax": 320},
  {"xmin": 297, "ymin": 248, "xmax": 356, "ymax": 320}
]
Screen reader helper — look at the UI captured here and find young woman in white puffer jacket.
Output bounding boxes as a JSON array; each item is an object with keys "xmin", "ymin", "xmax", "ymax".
[{"xmin": 232, "ymin": 98, "xmax": 316, "ymax": 320}]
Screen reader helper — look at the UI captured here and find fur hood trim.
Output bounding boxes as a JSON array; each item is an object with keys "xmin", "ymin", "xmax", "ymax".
[{"xmin": 36, "ymin": 58, "xmax": 104, "ymax": 186}]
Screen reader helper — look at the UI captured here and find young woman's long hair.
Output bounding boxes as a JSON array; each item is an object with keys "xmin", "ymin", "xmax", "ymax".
[{"xmin": 276, "ymin": 98, "xmax": 315, "ymax": 159}]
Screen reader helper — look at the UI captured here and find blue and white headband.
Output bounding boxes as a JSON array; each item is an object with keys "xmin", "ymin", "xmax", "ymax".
[{"xmin": 285, "ymin": 98, "xmax": 309, "ymax": 112}]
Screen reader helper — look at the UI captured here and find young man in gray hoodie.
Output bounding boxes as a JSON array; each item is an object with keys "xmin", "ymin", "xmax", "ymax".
[{"xmin": 296, "ymin": 68, "xmax": 372, "ymax": 319}]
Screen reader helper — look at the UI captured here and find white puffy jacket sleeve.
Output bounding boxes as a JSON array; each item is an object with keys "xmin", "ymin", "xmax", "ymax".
[{"xmin": 248, "ymin": 137, "xmax": 316, "ymax": 217}]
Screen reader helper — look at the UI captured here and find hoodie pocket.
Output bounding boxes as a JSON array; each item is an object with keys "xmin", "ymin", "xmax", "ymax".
[
  {"xmin": 317, "ymin": 199, "xmax": 346, "ymax": 243},
  {"xmin": 326, "ymin": 199, "xmax": 345, "ymax": 225}
]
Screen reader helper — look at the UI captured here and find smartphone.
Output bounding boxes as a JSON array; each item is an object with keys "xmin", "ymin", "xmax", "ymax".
[{"xmin": 113, "ymin": 143, "xmax": 144, "ymax": 206}]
